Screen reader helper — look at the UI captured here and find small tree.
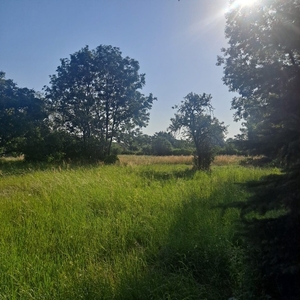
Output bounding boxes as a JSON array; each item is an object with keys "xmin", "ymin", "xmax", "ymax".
[{"xmin": 169, "ymin": 92, "xmax": 227, "ymax": 170}]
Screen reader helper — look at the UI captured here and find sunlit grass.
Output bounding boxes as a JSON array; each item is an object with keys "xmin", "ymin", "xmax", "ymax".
[
  {"xmin": 0, "ymin": 156, "xmax": 279, "ymax": 299},
  {"xmin": 119, "ymin": 154, "xmax": 245, "ymax": 166},
  {"xmin": 118, "ymin": 154, "xmax": 193, "ymax": 165},
  {"xmin": 213, "ymin": 155, "xmax": 244, "ymax": 166}
]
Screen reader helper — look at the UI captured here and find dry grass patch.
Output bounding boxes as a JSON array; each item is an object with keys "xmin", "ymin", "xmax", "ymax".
[
  {"xmin": 212, "ymin": 155, "xmax": 245, "ymax": 166},
  {"xmin": 119, "ymin": 155, "xmax": 245, "ymax": 167},
  {"xmin": 0, "ymin": 156, "xmax": 24, "ymax": 162},
  {"xmin": 118, "ymin": 155, "xmax": 193, "ymax": 166}
]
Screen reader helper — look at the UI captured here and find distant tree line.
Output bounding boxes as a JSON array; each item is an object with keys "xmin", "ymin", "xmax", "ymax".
[{"xmin": 1, "ymin": 44, "xmax": 229, "ymax": 168}]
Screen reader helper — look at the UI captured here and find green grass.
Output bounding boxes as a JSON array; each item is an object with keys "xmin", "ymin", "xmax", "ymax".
[{"xmin": 0, "ymin": 158, "xmax": 279, "ymax": 299}]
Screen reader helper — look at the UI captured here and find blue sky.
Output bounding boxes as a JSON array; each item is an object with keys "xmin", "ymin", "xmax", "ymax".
[{"xmin": 0, "ymin": 0, "xmax": 241, "ymax": 138}]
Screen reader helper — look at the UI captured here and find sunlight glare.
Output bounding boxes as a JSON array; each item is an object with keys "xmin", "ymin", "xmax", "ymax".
[{"xmin": 226, "ymin": 0, "xmax": 258, "ymax": 12}]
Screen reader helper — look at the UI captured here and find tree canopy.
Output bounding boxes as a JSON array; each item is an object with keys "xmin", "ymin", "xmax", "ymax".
[
  {"xmin": 45, "ymin": 45, "xmax": 156, "ymax": 158},
  {"xmin": 0, "ymin": 71, "xmax": 46, "ymax": 156},
  {"xmin": 217, "ymin": 0, "xmax": 300, "ymax": 165}
]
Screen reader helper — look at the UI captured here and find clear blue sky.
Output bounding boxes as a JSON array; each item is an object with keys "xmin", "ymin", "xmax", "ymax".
[{"xmin": 0, "ymin": 0, "xmax": 241, "ymax": 138}]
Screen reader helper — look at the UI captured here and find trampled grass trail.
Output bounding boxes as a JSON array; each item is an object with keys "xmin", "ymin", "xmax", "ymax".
[{"xmin": 0, "ymin": 159, "xmax": 278, "ymax": 299}]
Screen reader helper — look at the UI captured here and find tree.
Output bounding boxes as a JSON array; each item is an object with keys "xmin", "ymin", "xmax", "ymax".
[
  {"xmin": 218, "ymin": 0, "xmax": 300, "ymax": 298},
  {"xmin": 0, "ymin": 71, "xmax": 46, "ymax": 156},
  {"xmin": 217, "ymin": 137, "xmax": 242, "ymax": 156},
  {"xmin": 217, "ymin": 0, "xmax": 300, "ymax": 165},
  {"xmin": 169, "ymin": 92, "xmax": 227, "ymax": 170},
  {"xmin": 152, "ymin": 132, "xmax": 173, "ymax": 156},
  {"xmin": 45, "ymin": 45, "xmax": 156, "ymax": 159},
  {"xmin": 115, "ymin": 128, "xmax": 146, "ymax": 154}
]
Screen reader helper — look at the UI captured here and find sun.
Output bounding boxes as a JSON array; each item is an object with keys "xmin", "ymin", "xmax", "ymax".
[{"xmin": 227, "ymin": 0, "xmax": 258, "ymax": 11}]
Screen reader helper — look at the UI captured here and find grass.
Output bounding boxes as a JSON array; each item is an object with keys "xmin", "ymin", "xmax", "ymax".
[
  {"xmin": 118, "ymin": 154, "xmax": 244, "ymax": 166},
  {"xmin": 118, "ymin": 154, "xmax": 194, "ymax": 166},
  {"xmin": 0, "ymin": 156, "xmax": 279, "ymax": 299}
]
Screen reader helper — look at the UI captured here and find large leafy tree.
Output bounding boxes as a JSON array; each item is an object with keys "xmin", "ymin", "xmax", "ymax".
[
  {"xmin": 0, "ymin": 71, "xmax": 46, "ymax": 156},
  {"xmin": 169, "ymin": 93, "xmax": 227, "ymax": 170},
  {"xmin": 218, "ymin": 0, "xmax": 300, "ymax": 298},
  {"xmin": 45, "ymin": 45, "xmax": 156, "ymax": 157},
  {"xmin": 217, "ymin": 0, "xmax": 300, "ymax": 164}
]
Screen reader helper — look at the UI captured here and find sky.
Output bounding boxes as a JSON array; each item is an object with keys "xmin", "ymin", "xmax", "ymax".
[{"xmin": 0, "ymin": 0, "xmax": 241, "ymax": 138}]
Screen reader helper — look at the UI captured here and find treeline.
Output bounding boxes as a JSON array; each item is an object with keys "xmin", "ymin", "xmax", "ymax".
[
  {"xmin": 0, "ymin": 64, "xmax": 237, "ymax": 162},
  {"xmin": 0, "ymin": 45, "xmax": 155, "ymax": 163},
  {"xmin": 111, "ymin": 131, "xmax": 194, "ymax": 156},
  {"xmin": 0, "ymin": 45, "xmax": 232, "ymax": 165}
]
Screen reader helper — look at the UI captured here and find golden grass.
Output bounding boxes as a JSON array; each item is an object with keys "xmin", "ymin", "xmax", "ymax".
[
  {"xmin": 118, "ymin": 155, "xmax": 193, "ymax": 166},
  {"xmin": 212, "ymin": 155, "xmax": 245, "ymax": 166},
  {"xmin": 118, "ymin": 155, "xmax": 245, "ymax": 166},
  {"xmin": 0, "ymin": 156, "xmax": 24, "ymax": 162},
  {"xmin": 0, "ymin": 154, "xmax": 245, "ymax": 168}
]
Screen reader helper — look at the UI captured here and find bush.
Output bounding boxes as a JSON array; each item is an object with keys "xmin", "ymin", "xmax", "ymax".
[
  {"xmin": 103, "ymin": 154, "xmax": 119, "ymax": 165},
  {"xmin": 152, "ymin": 137, "xmax": 173, "ymax": 156},
  {"xmin": 171, "ymin": 148, "xmax": 193, "ymax": 156}
]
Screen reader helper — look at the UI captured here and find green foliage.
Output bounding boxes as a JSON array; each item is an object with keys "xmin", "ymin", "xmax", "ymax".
[
  {"xmin": 218, "ymin": 0, "xmax": 300, "ymax": 165},
  {"xmin": 115, "ymin": 129, "xmax": 149, "ymax": 154},
  {"xmin": 223, "ymin": 166, "xmax": 300, "ymax": 299},
  {"xmin": 217, "ymin": 138, "xmax": 244, "ymax": 156},
  {"xmin": 111, "ymin": 131, "xmax": 193, "ymax": 156},
  {"xmin": 169, "ymin": 93, "xmax": 227, "ymax": 170},
  {"xmin": 0, "ymin": 71, "xmax": 46, "ymax": 156},
  {"xmin": 150, "ymin": 131, "xmax": 193, "ymax": 156},
  {"xmin": 103, "ymin": 154, "xmax": 119, "ymax": 164},
  {"xmin": 151, "ymin": 133, "xmax": 173, "ymax": 156},
  {"xmin": 152, "ymin": 137, "xmax": 173, "ymax": 156},
  {"xmin": 218, "ymin": 0, "xmax": 300, "ymax": 298},
  {"xmin": 171, "ymin": 148, "xmax": 193, "ymax": 156},
  {"xmin": 45, "ymin": 45, "xmax": 156, "ymax": 158}
]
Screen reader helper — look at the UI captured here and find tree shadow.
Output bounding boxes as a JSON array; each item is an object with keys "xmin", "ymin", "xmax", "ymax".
[
  {"xmin": 139, "ymin": 167, "xmax": 196, "ymax": 182},
  {"xmin": 0, "ymin": 158, "xmax": 100, "ymax": 176},
  {"xmin": 112, "ymin": 183, "xmax": 239, "ymax": 299}
]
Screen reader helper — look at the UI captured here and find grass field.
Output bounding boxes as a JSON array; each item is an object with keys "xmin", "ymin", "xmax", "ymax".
[{"xmin": 0, "ymin": 156, "xmax": 278, "ymax": 299}]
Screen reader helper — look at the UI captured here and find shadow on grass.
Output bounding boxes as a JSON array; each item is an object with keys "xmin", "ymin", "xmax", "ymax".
[
  {"xmin": 113, "ymin": 183, "xmax": 240, "ymax": 300},
  {"xmin": 0, "ymin": 158, "xmax": 100, "ymax": 176},
  {"xmin": 139, "ymin": 167, "xmax": 196, "ymax": 181}
]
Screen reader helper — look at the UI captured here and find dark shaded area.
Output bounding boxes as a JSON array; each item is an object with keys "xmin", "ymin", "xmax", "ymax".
[
  {"xmin": 221, "ymin": 166, "xmax": 300, "ymax": 299},
  {"xmin": 111, "ymin": 171, "xmax": 243, "ymax": 299},
  {"xmin": 139, "ymin": 167, "xmax": 196, "ymax": 181},
  {"xmin": 217, "ymin": 1, "xmax": 300, "ymax": 297},
  {"xmin": 239, "ymin": 156, "xmax": 274, "ymax": 168},
  {"xmin": 150, "ymin": 198, "xmax": 234, "ymax": 299},
  {"xmin": 0, "ymin": 158, "xmax": 102, "ymax": 177}
]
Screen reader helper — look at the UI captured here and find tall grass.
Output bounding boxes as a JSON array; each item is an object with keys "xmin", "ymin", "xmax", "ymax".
[
  {"xmin": 118, "ymin": 154, "xmax": 194, "ymax": 166},
  {"xmin": 118, "ymin": 154, "xmax": 244, "ymax": 166},
  {"xmin": 0, "ymin": 157, "xmax": 278, "ymax": 299}
]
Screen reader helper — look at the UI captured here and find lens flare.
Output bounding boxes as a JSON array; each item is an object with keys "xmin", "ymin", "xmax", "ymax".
[{"xmin": 226, "ymin": 0, "xmax": 258, "ymax": 12}]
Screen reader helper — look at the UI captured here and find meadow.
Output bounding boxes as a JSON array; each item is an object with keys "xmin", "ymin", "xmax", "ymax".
[{"xmin": 0, "ymin": 156, "xmax": 278, "ymax": 299}]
